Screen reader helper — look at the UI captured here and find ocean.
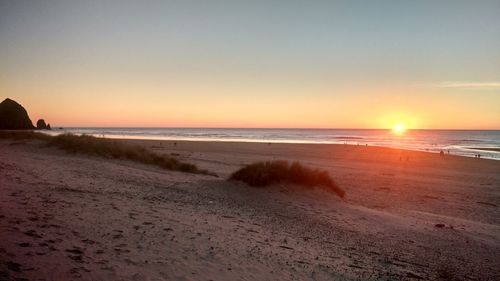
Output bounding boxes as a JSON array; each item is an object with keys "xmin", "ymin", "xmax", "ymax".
[{"xmin": 44, "ymin": 128, "xmax": 500, "ymax": 160}]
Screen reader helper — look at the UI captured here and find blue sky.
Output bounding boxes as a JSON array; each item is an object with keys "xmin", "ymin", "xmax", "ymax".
[{"xmin": 1, "ymin": 0, "xmax": 499, "ymax": 128}]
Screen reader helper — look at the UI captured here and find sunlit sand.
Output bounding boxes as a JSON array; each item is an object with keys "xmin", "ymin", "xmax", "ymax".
[{"xmin": 1, "ymin": 136, "xmax": 499, "ymax": 280}]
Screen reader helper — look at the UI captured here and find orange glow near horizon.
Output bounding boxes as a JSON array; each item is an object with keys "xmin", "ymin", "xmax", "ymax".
[
  {"xmin": 392, "ymin": 123, "xmax": 407, "ymax": 135},
  {"xmin": 10, "ymin": 93, "xmax": 500, "ymax": 130},
  {"xmin": 3, "ymin": 82, "xmax": 500, "ymax": 129}
]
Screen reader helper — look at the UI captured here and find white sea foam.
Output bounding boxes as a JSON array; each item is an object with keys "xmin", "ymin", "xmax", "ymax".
[{"xmin": 43, "ymin": 128, "xmax": 500, "ymax": 160}]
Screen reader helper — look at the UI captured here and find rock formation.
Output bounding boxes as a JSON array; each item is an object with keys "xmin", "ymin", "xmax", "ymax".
[
  {"xmin": 36, "ymin": 119, "xmax": 51, "ymax": 130},
  {"xmin": 0, "ymin": 98, "xmax": 35, "ymax": 130}
]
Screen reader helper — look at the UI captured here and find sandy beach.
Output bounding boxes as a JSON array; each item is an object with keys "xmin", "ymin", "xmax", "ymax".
[
  {"xmin": 1, "ymin": 138, "xmax": 499, "ymax": 281},
  {"xmin": 2, "ymin": 1, "xmax": 499, "ymax": 280}
]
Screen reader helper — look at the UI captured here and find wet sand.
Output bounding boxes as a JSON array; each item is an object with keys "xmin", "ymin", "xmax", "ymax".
[
  {"xmin": 469, "ymin": 147, "xmax": 500, "ymax": 152},
  {"xmin": 1, "ymin": 138, "xmax": 499, "ymax": 280}
]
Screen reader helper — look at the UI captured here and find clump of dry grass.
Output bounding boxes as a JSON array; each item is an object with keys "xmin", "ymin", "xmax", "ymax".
[
  {"xmin": 229, "ymin": 160, "xmax": 345, "ymax": 198},
  {"xmin": 0, "ymin": 130, "xmax": 51, "ymax": 141},
  {"xmin": 0, "ymin": 131, "xmax": 216, "ymax": 176}
]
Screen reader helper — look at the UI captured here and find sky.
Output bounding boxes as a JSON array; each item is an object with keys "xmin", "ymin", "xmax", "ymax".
[{"xmin": 1, "ymin": 0, "xmax": 499, "ymax": 129}]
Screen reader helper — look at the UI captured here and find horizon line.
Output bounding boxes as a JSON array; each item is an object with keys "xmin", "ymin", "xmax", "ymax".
[{"xmin": 49, "ymin": 126, "xmax": 500, "ymax": 131}]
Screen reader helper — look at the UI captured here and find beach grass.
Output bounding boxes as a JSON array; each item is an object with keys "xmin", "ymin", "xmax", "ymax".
[
  {"xmin": 229, "ymin": 160, "xmax": 345, "ymax": 198},
  {"xmin": 0, "ymin": 131, "xmax": 216, "ymax": 176},
  {"xmin": 0, "ymin": 130, "xmax": 51, "ymax": 141}
]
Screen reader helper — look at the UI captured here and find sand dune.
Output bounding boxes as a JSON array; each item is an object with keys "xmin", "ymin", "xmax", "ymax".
[{"xmin": 1, "ymin": 139, "xmax": 499, "ymax": 280}]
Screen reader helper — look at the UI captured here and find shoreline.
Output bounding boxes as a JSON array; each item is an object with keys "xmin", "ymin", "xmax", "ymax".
[
  {"xmin": 467, "ymin": 147, "xmax": 500, "ymax": 152},
  {"xmin": 40, "ymin": 129, "xmax": 500, "ymax": 160},
  {"xmin": 117, "ymin": 137, "xmax": 500, "ymax": 162},
  {"xmin": 41, "ymin": 132, "xmax": 500, "ymax": 161}
]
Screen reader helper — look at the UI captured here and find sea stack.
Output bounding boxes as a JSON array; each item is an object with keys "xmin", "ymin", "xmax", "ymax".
[
  {"xmin": 0, "ymin": 98, "xmax": 35, "ymax": 130},
  {"xmin": 36, "ymin": 119, "xmax": 51, "ymax": 130}
]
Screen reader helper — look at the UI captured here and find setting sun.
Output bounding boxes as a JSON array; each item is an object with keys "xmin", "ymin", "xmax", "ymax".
[{"xmin": 392, "ymin": 123, "xmax": 407, "ymax": 135}]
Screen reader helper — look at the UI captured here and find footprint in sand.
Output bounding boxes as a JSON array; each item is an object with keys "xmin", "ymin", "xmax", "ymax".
[
  {"xmin": 100, "ymin": 265, "xmax": 115, "ymax": 272},
  {"xmin": 476, "ymin": 201, "xmax": 498, "ymax": 207},
  {"xmin": 8, "ymin": 219, "xmax": 24, "ymax": 225},
  {"xmin": 69, "ymin": 268, "xmax": 82, "ymax": 278},
  {"xmin": 66, "ymin": 247, "xmax": 83, "ymax": 255},
  {"xmin": 96, "ymin": 259, "xmax": 108, "ymax": 264},
  {"xmin": 125, "ymin": 258, "xmax": 137, "ymax": 265},
  {"xmin": 114, "ymin": 243, "xmax": 130, "ymax": 253},
  {"xmin": 81, "ymin": 238, "xmax": 96, "ymax": 245},
  {"xmin": 5, "ymin": 261, "xmax": 21, "ymax": 272},
  {"xmin": 23, "ymin": 230, "xmax": 42, "ymax": 239},
  {"xmin": 68, "ymin": 255, "xmax": 83, "ymax": 262},
  {"xmin": 66, "ymin": 247, "xmax": 84, "ymax": 262},
  {"xmin": 70, "ymin": 266, "xmax": 91, "ymax": 277}
]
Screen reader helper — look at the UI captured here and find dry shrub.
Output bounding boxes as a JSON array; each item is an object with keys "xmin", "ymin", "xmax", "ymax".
[
  {"xmin": 0, "ymin": 131, "xmax": 216, "ymax": 176},
  {"xmin": 0, "ymin": 130, "xmax": 51, "ymax": 141},
  {"xmin": 230, "ymin": 160, "xmax": 344, "ymax": 198}
]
